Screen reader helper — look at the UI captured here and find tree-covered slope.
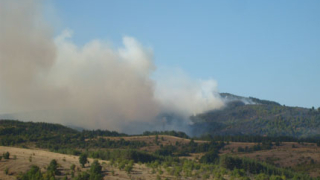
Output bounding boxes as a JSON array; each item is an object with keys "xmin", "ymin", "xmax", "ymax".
[
  {"xmin": 192, "ymin": 94, "xmax": 320, "ymax": 138},
  {"xmin": 0, "ymin": 119, "xmax": 78, "ymax": 136}
]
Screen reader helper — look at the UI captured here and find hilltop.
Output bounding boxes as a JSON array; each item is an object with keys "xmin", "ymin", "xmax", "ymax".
[{"xmin": 191, "ymin": 93, "xmax": 320, "ymax": 138}]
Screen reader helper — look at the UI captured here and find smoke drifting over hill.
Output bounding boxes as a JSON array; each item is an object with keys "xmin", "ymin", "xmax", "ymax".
[{"xmin": 0, "ymin": 0, "xmax": 224, "ymax": 133}]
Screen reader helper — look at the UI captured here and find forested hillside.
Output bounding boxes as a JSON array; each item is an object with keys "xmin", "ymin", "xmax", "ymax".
[{"xmin": 192, "ymin": 93, "xmax": 320, "ymax": 138}]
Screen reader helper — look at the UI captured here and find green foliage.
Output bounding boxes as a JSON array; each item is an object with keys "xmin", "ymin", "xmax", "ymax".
[
  {"xmin": 4, "ymin": 167, "xmax": 9, "ymax": 175},
  {"xmin": 124, "ymin": 164, "xmax": 133, "ymax": 174},
  {"xmin": 192, "ymin": 96, "xmax": 320, "ymax": 138},
  {"xmin": 90, "ymin": 149, "xmax": 162, "ymax": 163},
  {"xmin": 200, "ymin": 150, "xmax": 219, "ymax": 164},
  {"xmin": 0, "ymin": 120, "xmax": 145, "ymax": 150},
  {"xmin": 219, "ymin": 155, "xmax": 312, "ymax": 179},
  {"xmin": 90, "ymin": 160, "xmax": 102, "ymax": 174},
  {"xmin": 142, "ymin": 130, "xmax": 189, "ymax": 139},
  {"xmin": 155, "ymin": 140, "xmax": 225, "ymax": 157},
  {"xmin": 70, "ymin": 164, "xmax": 76, "ymax": 171},
  {"xmin": 74, "ymin": 171, "xmax": 90, "ymax": 180},
  {"xmin": 238, "ymin": 142, "xmax": 273, "ymax": 153},
  {"xmin": 81, "ymin": 160, "xmax": 104, "ymax": 180},
  {"xmin": 3, "ymin": 151, "xmax": 10, "ymax": 159},
  {"xmin": 72, "ymin": 166, "xmax": 103, "ymax": 180},
  {"xmin": 79, "ymin": 153, "xmax": 88, "ymax": 168},
  {"xmin": 47, "ymin": 159, "xmax": 60, "ymax": 175},
  {"xmin": 18, "ymin": 165, "xmax": 43, "ymax": 180}
]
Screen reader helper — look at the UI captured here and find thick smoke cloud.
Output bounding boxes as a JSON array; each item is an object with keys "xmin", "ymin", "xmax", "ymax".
[
  {"xmin": 154, "ymin": 68, "xmax": 224, "ymax": 120},
  {"xmin": 0, "ymin": 0, "xmax": 224, "ymax": 133}
]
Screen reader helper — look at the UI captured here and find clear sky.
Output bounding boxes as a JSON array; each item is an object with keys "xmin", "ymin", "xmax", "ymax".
[{"xmin": 48, "ymin": 0, "xmax": 320, "ymax": 108}]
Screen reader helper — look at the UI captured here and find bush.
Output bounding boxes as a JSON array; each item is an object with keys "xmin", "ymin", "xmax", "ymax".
[
  {"xmin": 18, "ymin": 165, "xmax": 43, "ymax": 180},
  {"xmin": 200, "ymin": 150, "xmax": 219, "ymax": 164},
  {"xmin": 125, "ymin": 164, "xmax": 133, "ymax": 174},
  {"xmin": 70, "ymin": 164, "xmax": 76, "ymax": 171},
  {"xmin": 48, "ymin": 159, "xmax": 60, "ymax": 175},
  {"xmin": 3, "ymin": 152, "xmax": 10, "ymax": 159},
  {"xmin": 4, "ymin": 167, "xmax": 9, "ymax": 175},
  {"xmin": 79, "ymin": 153, "xmax": 88, "ymax": 168},
  {"xmin": 90, "ymin": 160, "xmax": 102, "ymax": 174}
]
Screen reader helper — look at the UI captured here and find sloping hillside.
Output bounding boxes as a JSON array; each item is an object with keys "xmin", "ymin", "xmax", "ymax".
[{"xmin": 192, "ymin": 94, "xmax": 320, "ymax": 138}]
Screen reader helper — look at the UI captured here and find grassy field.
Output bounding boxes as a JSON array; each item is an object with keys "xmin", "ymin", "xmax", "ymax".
[
  {"xmin": 0, "ymin": 146, "xmax": 171, "ymax": 180},
  {"xmin": 221, "ymin": 142, "xmax": 320, "ymax": 177},
  {"xmin": 2, "ymin": 136, "xmax": 320, "ymax": 179}
]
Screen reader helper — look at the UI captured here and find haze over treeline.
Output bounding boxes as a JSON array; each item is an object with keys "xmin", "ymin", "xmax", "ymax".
[{"xmin": 0, "ymin": 0, "xmax": 224, "ymax": 133}]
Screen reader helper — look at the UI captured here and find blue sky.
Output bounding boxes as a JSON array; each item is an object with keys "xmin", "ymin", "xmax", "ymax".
[{"xmin": 48, "ymin": 0, "xmax": 320, "ymax": 108}]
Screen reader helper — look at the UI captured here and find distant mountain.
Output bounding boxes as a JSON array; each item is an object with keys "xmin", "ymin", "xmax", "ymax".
[{"xmin": 191, "ymin": 93, "xmax": 320, "ymax": 138}]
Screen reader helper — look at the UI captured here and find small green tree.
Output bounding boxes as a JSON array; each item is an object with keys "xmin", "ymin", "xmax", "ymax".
[
  {"xmin": 4, "ymin": 167, "xmax": 9, "ymax": 175},
  {"xmin": 118, "ymin": 161, "xmax": 126, "ymax": 170},
  {"xmin": 74, "ymin": 171, "xmax": 90, "ymax": 180},
  {"xmin": 3, "ymin": 152, "xmax": 10, "ymax": 159},
  {"xmin": 18, "ymin": 165, "xmax": 43, "ymax": 180},
  {"xmin": 90, "ymin": 160, "xmax": 102, "ymax": 174},
  {"xmin": 70, "ymin": 164, "xmax": 76, "ymax": 171},
  {"xmin": 88, "ymin": 160, "xmax": 103, "ymax": 180},
  {"xmin": 125, "ymin": 164, "xmax": 133, "ymax": 174},
  {"xmin": 48, "ymin": 159, "xmax": 60, "ymax": 175},
  {"xmin": 200, "ymin": 150, "xmax": 219, "ymax": 164},
  {"xmin": 79, "ymin": 153, "xmax": 88, "ymax": 168},
  {"xmin": 155, "ymin": 135, "xmax": 159, "ymax": 145}
]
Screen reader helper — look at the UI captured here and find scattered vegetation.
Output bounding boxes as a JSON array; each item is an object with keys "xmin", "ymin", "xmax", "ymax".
[{"xmin": 1, "ymin": 119, "xmax": 320, "ymax": 179}]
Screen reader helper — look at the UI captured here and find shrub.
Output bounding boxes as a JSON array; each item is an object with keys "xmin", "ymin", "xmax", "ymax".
[
  {"xmin": 125, "ymin": 164, "xmax": 133, "ymax": 174},
  {"xmin": 70, "ymin": 164, "xmax": 76, "ymax": 171},
  {"xmin": 3, "ymin": 152, "xmax": 10, "ymax": 159},
  {"xmin": 48, "ymin": 159, "xmax": 61, "ymax": 175},
  {"xmin": 18, "ymin": 165, "xmax": 43, "ymax": 180},
  {"xmin": 4, "ymin": 167, "xmax": 9, "ymax": 175},
  {"xmin": 79, "ymin": 153, "xmax": 88, "ymax": 168},
  {"xmin": 90, "ymin": 160, "xmax": 102, "ymax": 174},
  {"xmin": 200, "ymin": 150, "xmax": 219, "ymax": 164}
]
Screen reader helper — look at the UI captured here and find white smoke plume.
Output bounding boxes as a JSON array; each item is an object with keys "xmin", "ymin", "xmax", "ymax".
[
  {"xmin": 0, "ymin": 0, "xmax": 224, "ymax": 133},
  {"xmin": 154, "ymin": 68, "xmax": 224, "ymax": 120}
]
